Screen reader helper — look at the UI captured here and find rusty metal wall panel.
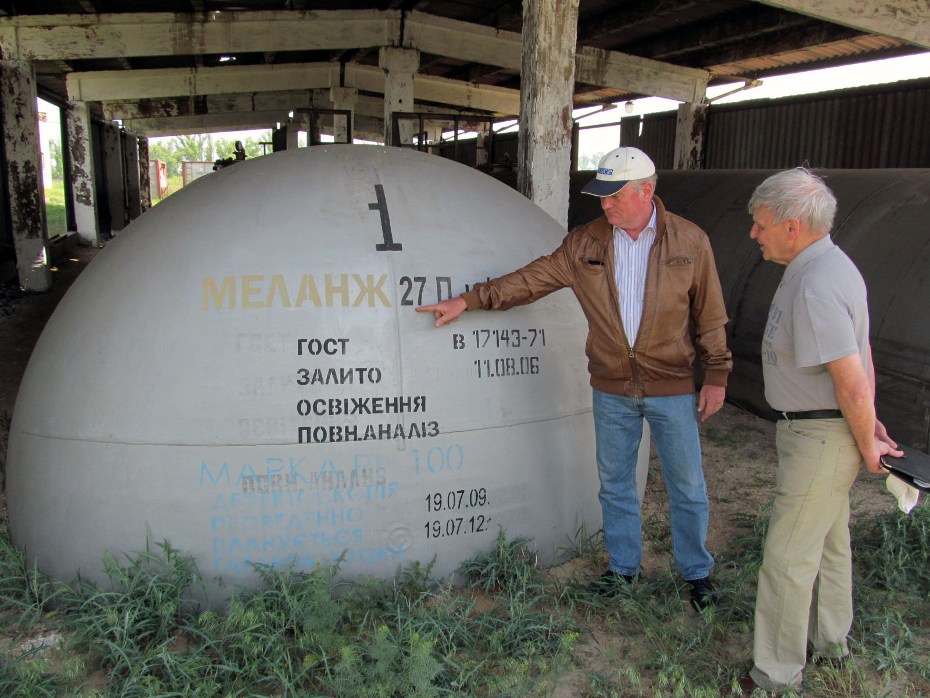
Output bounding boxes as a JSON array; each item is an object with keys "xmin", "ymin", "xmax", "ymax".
[
  {"xmin": 705, "ymin": 78, "xmax": 930, "ymax": 169},
  {"xmin": 619, "ymin": 113, "xmax": 677, "ymax": 169},
  {"xmin": 101, "ymin": 125, "xmax": 126, "ymax": 232},
  {"xmin": 122, "ymin": 130, "xmax": 142, "ymax": 220},
  {"xmin": 428, "ymin": 80, "xmax": 930, "ymax": 175},
  {"xmin": 604, "ymin": 79, "xmax": 930, "ymax": 170}
]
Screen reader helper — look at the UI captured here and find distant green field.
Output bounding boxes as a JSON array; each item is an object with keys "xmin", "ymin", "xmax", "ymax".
[
  {"xmin": 165, "ymin": 176, "xmax": 183, "ymax": 199},
  {"xmin": 44, "ymin": 179, "xmax": 68, "ymax": 237},
  {"xmin": 151, "ymin": 176, "xmax": 184, "ymax": 204}
]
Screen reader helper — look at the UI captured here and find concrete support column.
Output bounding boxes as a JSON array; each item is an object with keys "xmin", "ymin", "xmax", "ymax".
[
  {"xmin": 424, "ymin": 124, "xmax": 443, "ymax": 149},
  {"xmin": 517, "ymin": 0, "xmax": 579, "ymax": 227},
  {"xmin": 329, "ymin": 87, "xmax": 358, "ymax": 144},
  {"xmin": 379, "ymin": 47, "xmax": 419, "ymax": 146},
  {"xmin": 138, "ymin": 137, "xmax": 152, "ymax": 211},
  {"xmin": 65, "ymin": 100, "xmax": 101, "ymax": 246},
  {"xmin": 674, "ymin": 102, "xmax": 707, "ymax": 170},
  {"xmin": 300, "ymin": 112, "xmax": 320, "ymax": 146},
  {"xmin": 475, "ymin": 123, "xmax": 492, "ymax": 168},
  {"xmin": 307, "ymin": 89, "xmax": 328, "ymax": 145},
  {"xmin": 286, "ymin": 122, "xmax": 301, "ymax": 149},
  {"xmin": 1, "ymin": 60, "xmax": 51, "ymax": 291}
]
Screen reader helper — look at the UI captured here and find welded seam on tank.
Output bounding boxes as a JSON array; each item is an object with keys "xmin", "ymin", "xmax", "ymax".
[
  {"xmin": 13, "ymin": 409, "xmax": 594, "ymax": 446},
  {"xmin": 390, "ymin": 246, "xmax": 408, "ymax": 452},
  {"xmin": 447, "ymin": 409, "xmax": 594, "ymax": 431}
]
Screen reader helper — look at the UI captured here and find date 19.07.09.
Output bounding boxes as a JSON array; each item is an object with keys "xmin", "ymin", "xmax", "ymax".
[{"xmin": 426, "ymin": 488, "xmax": 488, "ymax": 512}]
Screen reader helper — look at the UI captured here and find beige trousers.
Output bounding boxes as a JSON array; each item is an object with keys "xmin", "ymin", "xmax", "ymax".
[{"xmin": 751, "ymin": 418, "xmax": 862, "ymax": 690}]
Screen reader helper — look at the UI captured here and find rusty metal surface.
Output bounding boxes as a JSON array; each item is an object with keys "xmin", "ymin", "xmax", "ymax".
[
  {"xmin": 705, "ymin": 78, "xmax": 930, "ymax": 169},
  {"xmin": 612, "ymin": 77, "xmax": 930, "ymax": 170},
  {"xmin": 619, "ymin": 112, "xmax": 677, "ymax": 169}
]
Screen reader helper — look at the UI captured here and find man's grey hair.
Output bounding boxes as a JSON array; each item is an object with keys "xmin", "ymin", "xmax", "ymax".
[
  {"xmin": 748, "ymin": 167, "xmax": 837, "ymax": 234},
  {"xmin": 631, "ymin": 173, "xmax": 658, "ymax": 191}
]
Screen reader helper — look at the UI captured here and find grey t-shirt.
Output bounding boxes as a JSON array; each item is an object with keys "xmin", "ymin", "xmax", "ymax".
[{"xmin": 761, "ymin": 236, "xmax": 869, "ymax": 412}]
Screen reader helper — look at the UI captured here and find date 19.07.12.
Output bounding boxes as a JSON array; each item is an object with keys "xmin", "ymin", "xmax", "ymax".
[{"xmin": 424, "ymin": 515, "xmax": 490, "ymax": 539}]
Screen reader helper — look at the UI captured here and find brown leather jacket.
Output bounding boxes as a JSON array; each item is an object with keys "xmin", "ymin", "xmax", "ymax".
[{"xmin": 461, "ymin": 195, "xmax": 732, "ymax": 397}]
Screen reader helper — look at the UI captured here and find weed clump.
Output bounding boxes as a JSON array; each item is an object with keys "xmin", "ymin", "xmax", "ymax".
[
  {"xmin": 851, "ymin": 505, "xmax": 930, "ymax": 683},
  {"xmin": 0, "ymin": 529, "xmax": 579, "ymax": 696},
  {"xmin": 0, "ymin": 504, "xmax": 928, "ymax": 695}
]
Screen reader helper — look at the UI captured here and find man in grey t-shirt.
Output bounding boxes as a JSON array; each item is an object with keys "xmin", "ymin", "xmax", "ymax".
[{"xmin": 738, "ymin": 168, "xmax": 900, "ymax": 695}]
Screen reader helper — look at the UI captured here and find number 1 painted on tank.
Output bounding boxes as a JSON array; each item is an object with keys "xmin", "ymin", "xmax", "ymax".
[{"xmin": 369, "ymin": 184, "xmax": 402, "ymax": 251}]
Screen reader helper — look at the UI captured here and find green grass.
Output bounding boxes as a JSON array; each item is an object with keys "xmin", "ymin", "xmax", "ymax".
[
  {"xmin": 0, "ymin": 508, "xmax": 928, "ymax": 696},
  {"xmin": 0, "ymin": 527, "xmax": 581, "ymax": 696},
  {"xmin": 1, "ymin": 436, "xmax": 929, "ymax": 697},
  {"xmin": 152, "ymin": 176, "xmax": 184, "ymax": 204},
  {"xmin": 43, "ymin": 180, "xmax": 67, "ymax": 238}
]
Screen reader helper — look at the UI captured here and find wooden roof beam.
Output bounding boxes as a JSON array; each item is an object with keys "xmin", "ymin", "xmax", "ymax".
[
  {"xmin": 753, "ymin": 0, "xmax": 930, "ymax": 50},
  {"xmin": 3, "ymin": 9, "xmax": 708, "ymax": 102},
  {"xmin": 68, "ymin": 62, "xmax": 523, "ymax": 115}
]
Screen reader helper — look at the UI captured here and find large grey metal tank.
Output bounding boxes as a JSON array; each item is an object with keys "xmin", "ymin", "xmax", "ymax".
[
  {"xmin": 569, "ymin": 168, "xmax": 930, "ymax": 452},
  {"xmin": 7, "ymin": 146, "xmax": 620, "ymax": 604}
]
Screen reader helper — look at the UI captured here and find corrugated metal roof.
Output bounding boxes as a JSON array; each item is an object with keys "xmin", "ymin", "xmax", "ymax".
[{"xmin": 709, "ymin": 35, "xmax": 910, "ymax": 80}]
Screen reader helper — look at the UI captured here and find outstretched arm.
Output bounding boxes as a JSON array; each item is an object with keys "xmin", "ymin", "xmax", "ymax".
[{"xmin": 416, "ymin": 296, "xmax": 468, "ymax": 327}]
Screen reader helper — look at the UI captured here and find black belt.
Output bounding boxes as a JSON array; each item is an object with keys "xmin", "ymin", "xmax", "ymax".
[{"xmin": 779, "ymin": 409, "xmax": 843, "ymax": 420}]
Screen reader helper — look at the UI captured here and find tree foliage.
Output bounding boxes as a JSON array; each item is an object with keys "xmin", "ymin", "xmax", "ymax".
[
  {"xmin": 47, "ymin": 139, "xmax": 64, "ymax": 180},
  {"xmin": 149, "ymin": 132, "xmax": 271, "ymax": 177}
]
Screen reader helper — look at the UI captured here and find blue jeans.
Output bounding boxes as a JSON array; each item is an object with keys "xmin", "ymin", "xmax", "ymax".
[{"xmin": 592, "ymin": 389, "xmax": 714, "ymax": 580}]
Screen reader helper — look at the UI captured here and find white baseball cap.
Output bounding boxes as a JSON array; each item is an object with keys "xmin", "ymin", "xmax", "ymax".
[{"xmin": 581, "ymin": 147, "xmax": 656, "ymax": 197}]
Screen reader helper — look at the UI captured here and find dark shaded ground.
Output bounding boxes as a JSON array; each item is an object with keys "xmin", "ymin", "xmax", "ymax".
[{"xmin": 0, "ymin": 244, "xmax": 99, "ymax": 418}]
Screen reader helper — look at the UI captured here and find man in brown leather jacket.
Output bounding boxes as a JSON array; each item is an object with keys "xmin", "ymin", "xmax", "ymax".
[{"xmin": 417, "ymin": 147, "xmax": 732, "ymax": 611}]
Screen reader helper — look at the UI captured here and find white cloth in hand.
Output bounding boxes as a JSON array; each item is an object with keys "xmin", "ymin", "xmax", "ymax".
[{"xmin": 886, "ymin": 475, "xmax": 920, "ymax": 514}]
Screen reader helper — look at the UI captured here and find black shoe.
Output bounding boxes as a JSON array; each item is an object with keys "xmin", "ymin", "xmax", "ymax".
[
  {"xmin": 806, "ymin": 643, "xmax": 850, "ymax": 668},
  {"xmin": 589, "ymin": 569, "xmax": 634, "ymax": 595},
  {"xmin": 811, "ymin": 652, "xmax": 849, "ymax": 669},
  {"xmin": 687, "ymin": 576, "xmax": 718, "ymax": 612}
]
